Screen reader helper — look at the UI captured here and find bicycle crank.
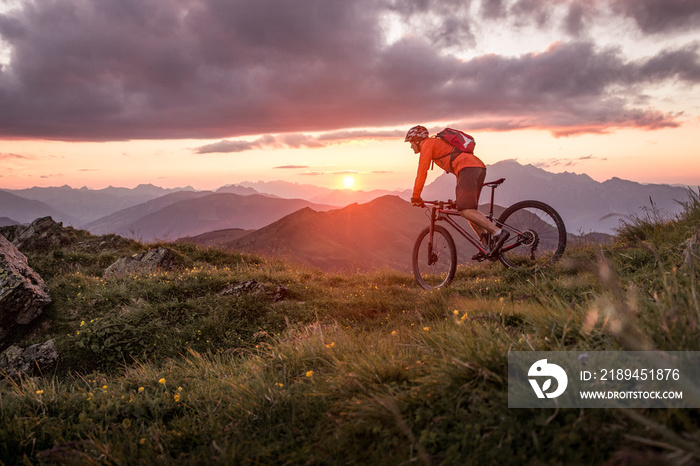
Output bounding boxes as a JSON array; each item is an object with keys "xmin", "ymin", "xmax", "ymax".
[{"xmin": 520, "ymin": 230, "xmax": 539, "ymax": 260}]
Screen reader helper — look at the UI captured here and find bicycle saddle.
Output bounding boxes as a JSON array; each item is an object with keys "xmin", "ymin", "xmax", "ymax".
[{"xmin": 482, "ymin": 178, "xmax": 505, "ymax": 188}]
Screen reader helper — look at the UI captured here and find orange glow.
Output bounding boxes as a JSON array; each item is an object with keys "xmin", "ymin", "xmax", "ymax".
[{"xmin": 1, "ymin": 123, "xmax": 699, "ymax": 191}]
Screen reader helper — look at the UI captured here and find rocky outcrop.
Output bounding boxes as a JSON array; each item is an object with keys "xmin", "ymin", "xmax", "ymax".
[
  {"xmin": 0, "ymin": 339, "xmax": 58, "ymax": 378},
  {"xmin": 0, "ymin": 216, "xmax": 133, "ymax": 256},
  {"xmin": 0, "ymin": 216, "xmax": 78, "ymax": 251},
  {"xmin": 104, "ymin": 247, "xmax": 183, "ymax": 277},
  {"xmin": 219, "ymin": 279, "xmax": 288, "ymax": 302},
  {"xmin": 0, "ymin": 234, "xmax": 52, "ymax": 345}
]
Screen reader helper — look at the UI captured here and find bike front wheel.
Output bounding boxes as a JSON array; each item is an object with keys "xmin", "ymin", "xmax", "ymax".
[
  {"xmin": 412, "ymin": 225, "xmax": 457, "ymax": 290},
  {"xmin": 496, "ymin": 200, "xmax": 566, "ymax": 269}
]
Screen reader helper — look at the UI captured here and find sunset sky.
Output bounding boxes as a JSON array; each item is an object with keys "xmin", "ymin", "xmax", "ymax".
[{"xmin": 1, "ymin": 0, "xmax": 699, "ymax": 192}]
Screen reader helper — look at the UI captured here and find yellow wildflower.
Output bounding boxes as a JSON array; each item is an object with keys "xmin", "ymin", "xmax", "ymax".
[
  {"xmin": 305, "ymin": 370, "xmax": 314, "ymax": 378},
  {"xmin": 158, "ymin": 378, "xmax": 166, "ymax": 385}
]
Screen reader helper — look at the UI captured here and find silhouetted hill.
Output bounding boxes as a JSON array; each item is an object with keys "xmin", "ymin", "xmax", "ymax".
[
  {"xmin": 86, "ymin": 193, "xmax": 337, "ymax": 242},
  {"xmin": 85, "ymin": 191, "xmax": 215, "ymax": 238},
  {"xmin": 177, "ymin": 228, "xmax": 254, "ymax": 247},
  {"xmin": 223, "ymin": 195, "xmax": 487, "ymax": 272},
  {"xmin": 0, "ymin": 191, "xmax": 79, "ymax": 225},
  {"xmin": 0, "ymin": 217, "xmax": 20, "ymax": 227},
  {"xmin": 215, "ymin": 185, "xmax": 263, "ymax": 196}
]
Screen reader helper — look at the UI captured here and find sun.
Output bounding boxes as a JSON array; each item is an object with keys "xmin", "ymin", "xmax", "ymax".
[{"xmin": 342, "ymin": 175, "xmax": 355, "ymax": 189}]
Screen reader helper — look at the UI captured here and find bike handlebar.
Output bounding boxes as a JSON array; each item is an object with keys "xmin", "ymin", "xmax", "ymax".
[{"xmin": 420, "ymin": 200, "xmax": 457, "ymax": 210}]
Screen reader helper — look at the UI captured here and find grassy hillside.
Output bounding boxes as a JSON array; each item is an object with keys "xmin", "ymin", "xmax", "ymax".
[{"xmin": 1, "ymin": 192, "xmax": 699, "ymax": 464}]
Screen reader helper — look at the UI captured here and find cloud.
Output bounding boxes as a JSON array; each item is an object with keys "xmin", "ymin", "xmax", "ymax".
[
  {"xmin": 330, "ymin": 170, "xmax": 359, "ymax": 175},
  {"xmin": 485, "ymin": 0, "xmax": 700, "ymax": 38},
  {"xmin": 194, "ymin": 129, "xmax": 404, "ymax": 153},
  {"xmin": 195, "ymin": 140, "xmax": 259, "ymax": 154},
  {"xmin": 274, "ymin": 165, "xmax": 309, "ymax": 169},
  {"xmin": 0, "ymin": 0, "xmax": 698, "ymax": 142},
  {"xmin": 611, "ymin": 0, "xmax": 700, "ymax": 35},
  {"xmin": 0, "ymin": 152, "xmax": 30, "ymax": 160}
]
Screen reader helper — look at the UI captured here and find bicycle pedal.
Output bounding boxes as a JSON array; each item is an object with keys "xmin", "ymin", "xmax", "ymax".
[
  {"xmin": 484, "ymin": 249, "xmax": 501, "ymax": 261},
  {"xmin": 471, "ymin": 251, "xmax": 487, "ymax": 262}
]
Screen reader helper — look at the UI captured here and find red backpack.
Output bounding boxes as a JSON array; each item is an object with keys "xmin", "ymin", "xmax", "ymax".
[
  {"xmin": 433, "ymin": 128, "xmax": 476, "ymax": 173},
  {"xmin": 437, "ymin": 127, "xmax": 475, "ymax": 153}
]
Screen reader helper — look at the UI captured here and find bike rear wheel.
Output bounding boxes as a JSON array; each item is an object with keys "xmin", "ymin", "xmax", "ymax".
[
  {"xmin": 496, "ymin": 200, "xmax": 566, "ymax": 269},
  {"xmin": 412, "ymin": 225, "xmax": 457, "ymax": 290}
]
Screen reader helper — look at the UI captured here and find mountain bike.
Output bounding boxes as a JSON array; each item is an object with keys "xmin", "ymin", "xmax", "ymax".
[{"xmin": 412, "ymin": 178, "xmax": 566, "ymax": 289}]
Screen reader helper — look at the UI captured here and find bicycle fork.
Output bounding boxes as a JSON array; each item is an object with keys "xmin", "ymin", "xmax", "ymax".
[{"xmin": 427, "ymin": 206, "xmax": 439, "ymax": 265}]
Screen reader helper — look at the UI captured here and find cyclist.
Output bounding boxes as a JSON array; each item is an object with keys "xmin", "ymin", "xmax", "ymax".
[{"xmin": 406, "ymin": 125, "xmax": 509, "ymax": 259}]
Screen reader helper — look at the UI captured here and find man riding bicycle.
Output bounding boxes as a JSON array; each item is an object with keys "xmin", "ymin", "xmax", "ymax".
[{"xmin": 406, "ymin": 125, "xmax": 509, "ymax": 259}]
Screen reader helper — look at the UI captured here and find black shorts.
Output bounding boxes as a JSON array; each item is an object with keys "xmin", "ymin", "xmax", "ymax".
[{"xmin": 455, "ymin": 167, "xmax": 486, "ymax": 210}]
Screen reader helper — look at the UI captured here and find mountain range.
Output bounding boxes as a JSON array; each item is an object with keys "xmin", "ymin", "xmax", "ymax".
[
  {"xmin": 2, "ymin": 184, "xmax": 194, "ymax": 226},
  {"xmin": 421, "ymin": 161, "xmax": 691, "ymax": 234},
  {"xmin": 1, "ymin": 161, "xmax": 693, "ymax": 243},
  {"xmin": 85, "ymin": 193, "xmax": 337, "ymax": 242},
  {"xmin": 237, "ymin": 161, "xmax": 692, "ymax": 234}
]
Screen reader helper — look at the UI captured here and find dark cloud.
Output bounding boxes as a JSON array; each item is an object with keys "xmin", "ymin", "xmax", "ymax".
[
  {"xmin": 611, "ymin": 0, "xmax": 700, "ymax": 35},
  {"xmin": 563, "ymin": 2, "xmax": 591, "ymax": 37},
  {"xmin": 480, "ymin": 0, "xmax": 505, "ymax": 20},
  {"xmin": 484, "ymin": 0, "xmax": 700, "ymax": 39},
  {"xmin": 0, "ymin": 0, "xmax": 698, "ymax": 142}
]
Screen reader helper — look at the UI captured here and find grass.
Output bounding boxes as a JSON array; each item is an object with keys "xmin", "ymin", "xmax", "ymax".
[{"xmin": 1, "ymin": 192, "xmax": 699, "ymax": 464}]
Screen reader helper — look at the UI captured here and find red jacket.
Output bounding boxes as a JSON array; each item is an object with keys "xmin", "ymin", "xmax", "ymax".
[{"xmin": 412, "ymin": 137, "xmax": 485, "ymax": 198}]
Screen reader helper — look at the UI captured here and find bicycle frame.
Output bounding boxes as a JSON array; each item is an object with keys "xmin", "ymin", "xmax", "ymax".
[
  {"xmin": 428, "ymin": 204, "xmax": 487, "ymax": 254},
  {"xmin": 424, "ymin": 178, "xmax": 522, "ymax": 257}
]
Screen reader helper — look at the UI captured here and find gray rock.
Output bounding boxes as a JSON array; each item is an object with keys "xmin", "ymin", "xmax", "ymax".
[
  {"xmin": 0, "ymin": 234, "xmax": 52, "ymax": 344},
  {"xmin": 1, "ymin": 217, "xmax": 77, "ymax": 251},
  {"xmin": 220, "ymin": 279, "xmax": 288, "ymax": 302},
  {"xmin": 104, "ymin": 247, "xmax": 182, "ymax": 277},
  {"xmin": 0, "ymin": 339, "xmax": 58, "ymax": 378}
]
